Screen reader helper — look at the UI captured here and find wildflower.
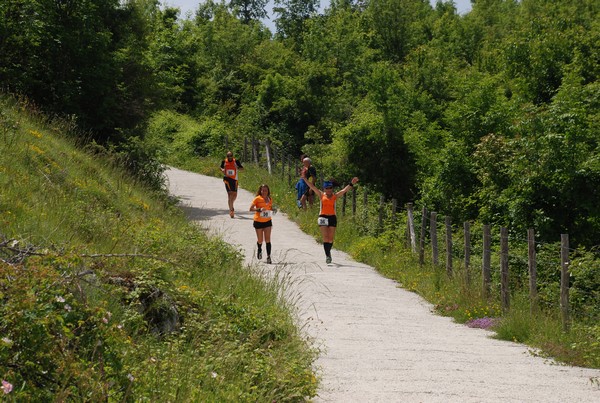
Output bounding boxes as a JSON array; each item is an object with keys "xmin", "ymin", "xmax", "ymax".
[
  {"xmin": 102, "ymin": 311, "xmax": 112, "ymax": 323},
  {"xmin": 29, "ymin": 144, "xmax": 45, "ymax": 155},
  {"xmin": 466, "ymin": 317, "xmax": 498, "ymax": 330},
  {"xmin": 55, "ymin": 296, "xmax": 65, "ymax": 303},
  {"xmin": 127, "ymin": 374, "xmax": 135, "ymax": 382},
  {"xmin": 64, "ymin": 304, "xmax": 72, "ymax": 312},
  {"xmin": 211, "ymin": 372, "xmax": 218, "ymax": 379},
  {"xmin": 1, "ymin": 338, "xmax": 12, "ymax": 345},
  {"xmin": 1, "ymin": 380, "xmax": 13, "ymax": 394}
]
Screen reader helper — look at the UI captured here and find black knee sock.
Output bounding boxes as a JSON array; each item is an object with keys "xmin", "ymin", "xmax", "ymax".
[
  {"xmin": 266, "ymin": 242, "xmax": 271, "ymax": 256},
  {"xmin": 257, "ymin": 242, "xmax": 262, "ymax": 252},
  {"xmin": 324, "ymin": 242, "xmax": 333, "ymax": 257}
]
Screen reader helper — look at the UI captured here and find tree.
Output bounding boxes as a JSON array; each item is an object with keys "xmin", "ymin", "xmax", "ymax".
[
  {"xmin": 273, "ymin": 0, "xmax": 319, "ymax": 43},
  {"xmin": 0, "ymin": 0, "xmax": 161, "ymax": 143},
  {"xmin": 229, "ymin": 0, "xmax": 269, "ymax": 23},
  {"xmin": 366, "ymin": 0, "xmax": 432, "ymax": 62}
]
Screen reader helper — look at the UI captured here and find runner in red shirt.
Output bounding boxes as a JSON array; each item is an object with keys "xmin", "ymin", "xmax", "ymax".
[{"xmin": 220, "ymin": 151, "xmax": 243, "ymax": 218}]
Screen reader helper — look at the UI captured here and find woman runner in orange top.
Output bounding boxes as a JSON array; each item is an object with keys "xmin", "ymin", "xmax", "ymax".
[
  {"xmin": 301, "ymin": 174, "xmax": 359, "ymax": 264},
  {"xmin": 249, "ymin": 184, "xmax": 274, "ymax": 264}
]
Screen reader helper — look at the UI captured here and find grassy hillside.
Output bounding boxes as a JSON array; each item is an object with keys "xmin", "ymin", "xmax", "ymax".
[{"xmin": 0, "ymin": 94, "xmax": 317, "ymax": 401}]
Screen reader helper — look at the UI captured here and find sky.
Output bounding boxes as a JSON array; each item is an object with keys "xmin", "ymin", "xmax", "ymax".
[{"xmin": 163, "ymin": 0, "xmax": 474, "ymax": 30}]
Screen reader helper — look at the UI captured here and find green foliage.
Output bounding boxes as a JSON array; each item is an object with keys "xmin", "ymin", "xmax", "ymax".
[
  {"xmin": 366, "ymin": 0, "xmax": 432, "ymax": 61},
  {"xmin": 3, "ymin": 0, "xmax": 600, "ymax": 379},
  {"xmin": 570, "ymin": 250, "xmax": 600, "ymax": 322},
  {"xmin": 273, "ymin": 0, "xmax": 319, "ymax": 43},
  {"xmin": 3, "ymin": 0, "xmax": 600, "ymax": 248},
  {"xmin": 145, "ymin": 109, "xmax": 226, "ymax": 166},
  {"xmin": 0, "ymin": 258, "xmax": 130, "ymax": 401},
  {"xmin": 229, "ymin": 0, "xmax": 270, "ymax": 22},
  {"xmin": 0, "ymin": 0, "xmax": 159, "ymax": 142},
  {"xmin": 0, "ymin": 95, "xmax": 317, "ymax": 400}
]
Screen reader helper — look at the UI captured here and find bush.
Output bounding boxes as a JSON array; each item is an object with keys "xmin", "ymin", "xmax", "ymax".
[
  {"xmin": 570, "ymin": 250, "xmax": 600, "ymax": 322},
  {"xmin": 0, "ymin": 258, "xmax": 130, "ymax": 401}
]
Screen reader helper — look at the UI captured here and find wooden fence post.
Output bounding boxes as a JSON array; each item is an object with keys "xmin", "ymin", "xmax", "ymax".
[
  {"xmin": 464, "ymin": 221, "xmax": 471, "ymax": 286},
  {"xmin": 560, "ymin": 234, "xmax": 571, "ymax": 331},
  {"xmin": 378, "ymin": 195, "xmax": 385, "ymax": 234},
  {"xmin": 419, "ymin": 206, "xmax": 427, "ymax": 265},
  {"xmin": 265, "ymin": 139, "xmax": 272, "ymax": 174},
  {"xmin": 445, "ymin": 216, "xmax": 453, "ymax": 277},
  {"xmin": 352, "ymin": 187, "xmax": 357, "ymax": 216},
  {"xmin": 500, "ymin": 227, "xmax": 510, "ymax": 312},
  {"xmin": 362, "ymin": 188, "xmax": 368, "ymax": 222},
  {"xmin": 527, "ymin": 229, "xmax": 538, "ymax": 314},
  {"xmin": 287, "ymin": 155, "xmax": 292, "ymax": 187},
  {"xmin": 430, "ymin": 212, "xmax": 438, "ymax": 267},
  {"xmin": 406, "ymin": 203, "xmax": 416, "ymax": 253},
  {"xmin": 482, "ymin": 224, "xmax": 491, "ymax": 299}
]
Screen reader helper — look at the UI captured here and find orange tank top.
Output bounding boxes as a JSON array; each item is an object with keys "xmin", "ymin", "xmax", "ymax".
[
  {"xmin": 319, "ymin": 193, "xmax": 337, "ymax": 216},
  {"xmin": 223, "ymin": 159, "xmax": 238, "ymax": 180}
]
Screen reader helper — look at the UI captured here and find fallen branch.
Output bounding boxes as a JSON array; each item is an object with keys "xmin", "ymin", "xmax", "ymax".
[
  {"xmin": 80, "ymin": 253, "xmax": 173, "ymax": 264},
  {"xmin": 1, "ymin": 236, "xmax": 173, "ymax": 265}
]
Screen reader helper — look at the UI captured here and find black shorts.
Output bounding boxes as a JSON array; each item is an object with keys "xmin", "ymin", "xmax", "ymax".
[
  {"xmin": 318, "ymin": 214, "xmax": 337, "ymax": 227},
  {"xmin": 253, "ymin": 220, "xmax": 273, "ymax": 229},
  {"xmin": 223, "ymin": 177, "xmax": 238, "ymax": 192}
]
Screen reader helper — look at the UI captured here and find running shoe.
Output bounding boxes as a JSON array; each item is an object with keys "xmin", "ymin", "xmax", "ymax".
[
  {"xmin": 266, "ymin": 256, "xmax": 272, "ymax": 264},
  {"xmin": 257, "ymin": 250, "xmax": 262, "ymax": 260},
  {"xmin": 326, "ymin": 256, "xmax": 332, "ymax": 264}
]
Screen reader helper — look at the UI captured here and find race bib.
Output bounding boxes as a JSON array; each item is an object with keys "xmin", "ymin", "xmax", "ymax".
[
  {"xmin": 317, "ymin": 217, "xmax": 329, "ymax": 226},
  {"xmin": 226, "ymin": 169, "xmax": 235, "ymax": 176},
  {"xmin": 260, "ymin": 210, "xmax": 272, "ymax": 218}
]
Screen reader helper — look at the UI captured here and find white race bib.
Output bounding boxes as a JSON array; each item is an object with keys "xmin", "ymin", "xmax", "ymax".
[
  {"xmin": 226, "ymin": 169, "xmax": 235, "ymax": 176},
  {"xmin": 260, "ymin": 210, "xmax": 272, "ymax": 218},
  {"xmin": 317, "ymin": 217, "xmax": 329, "ymax": 226}
]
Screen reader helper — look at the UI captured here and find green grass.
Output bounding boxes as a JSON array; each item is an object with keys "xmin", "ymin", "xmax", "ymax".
[
  {"xmin": 181, "ymin": 152, "xmax": 600, "ymax": 370},
  {"xmin": 0, "ymin": 95, "xmax": 317, "ymax": 401}
]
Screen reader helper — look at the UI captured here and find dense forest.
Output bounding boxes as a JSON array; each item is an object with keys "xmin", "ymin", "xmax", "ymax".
[{"xmin": 1, "ymin": 0, "xmax": 599, "ymax": 248}]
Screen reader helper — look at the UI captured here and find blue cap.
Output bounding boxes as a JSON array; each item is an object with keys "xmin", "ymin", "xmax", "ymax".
[{"xmin": 323, "ymin": 181, "xmax": 333, "ymax": 188}]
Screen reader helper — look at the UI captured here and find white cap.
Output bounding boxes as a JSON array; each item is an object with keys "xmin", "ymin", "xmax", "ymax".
[{"xmin": 303, "ymin": 157, "xmax": 311, "ymax": 163}]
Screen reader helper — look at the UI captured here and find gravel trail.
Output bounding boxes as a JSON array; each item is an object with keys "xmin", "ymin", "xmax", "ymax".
[{"xmin": 166, "ymin": 166, "xmax": 600, "ymax": 402}]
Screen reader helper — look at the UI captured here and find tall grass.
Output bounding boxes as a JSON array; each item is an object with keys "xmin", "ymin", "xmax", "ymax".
[{"xmin": 0, "ymin": 94, "xmax": 317, "ymax": 401}]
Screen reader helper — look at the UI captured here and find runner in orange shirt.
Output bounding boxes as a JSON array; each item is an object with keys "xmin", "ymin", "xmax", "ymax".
[
  {"xmin": 301, "ymin": 173, "xmax": 359, "ymax": 264},
  {"xmin": 249, "ymin": 184, "xmax": 274, "ymax": 264}
]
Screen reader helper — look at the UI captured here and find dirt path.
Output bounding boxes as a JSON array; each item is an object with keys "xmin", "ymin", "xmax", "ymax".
[{"xmin": 165, "ymin": 166, "xmax": 600, "ymax": 402}]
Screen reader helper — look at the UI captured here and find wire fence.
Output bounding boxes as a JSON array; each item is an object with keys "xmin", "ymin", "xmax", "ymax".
[{"xmin": 231, "ymin": 136, "xmax": 599, "ymax": 330}]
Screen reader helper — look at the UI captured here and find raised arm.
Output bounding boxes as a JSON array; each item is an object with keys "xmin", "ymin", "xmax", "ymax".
[
  {"xmin": 335, "ymin": 177, "xmax": 359, "ymax": 197},
  {"xmin": 301, "ymin": 173, "xmax": 322, "ymax": 197}
]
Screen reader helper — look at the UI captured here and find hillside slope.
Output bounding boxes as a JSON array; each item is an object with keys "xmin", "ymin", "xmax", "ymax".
[{"xmin": 0, "ymin": 95, "xmax": 316, "ymax": 401}]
